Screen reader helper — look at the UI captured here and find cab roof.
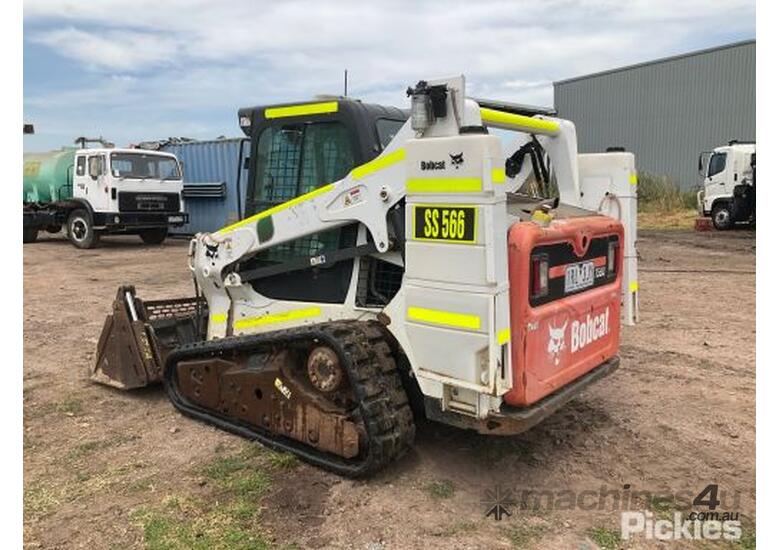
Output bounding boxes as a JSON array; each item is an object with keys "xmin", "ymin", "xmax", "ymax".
[{"xmin": 237, "ymin": 97, "xmax": 407, "ymax": 137}]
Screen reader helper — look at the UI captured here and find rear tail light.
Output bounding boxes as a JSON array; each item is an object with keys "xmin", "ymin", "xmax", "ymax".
[
  {"xmin": 607, "ymin": 241, "xmax": 619, "ymax": 275},
  {"xmin": 531, "ymin": 254, "xmax": 549, "ymax": 297}
]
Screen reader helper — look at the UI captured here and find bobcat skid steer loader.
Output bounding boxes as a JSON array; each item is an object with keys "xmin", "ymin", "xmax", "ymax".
[{"xmin": 92, "ymin": 76, "xmax": 638, "ymax": 476}]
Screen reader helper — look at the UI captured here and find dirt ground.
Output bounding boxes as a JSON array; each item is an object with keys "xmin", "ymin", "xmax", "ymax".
[{"xmin": 23, "ymin": 228, "xmax": 755, "ymax": 549}]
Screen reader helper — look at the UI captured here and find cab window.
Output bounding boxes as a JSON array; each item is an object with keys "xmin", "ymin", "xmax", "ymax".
[
  {"xmin": 708, "ymin": 152, "xmax": 727, "ymax": 177},
  {"xmin": 252, "ymin": 121, "xmax": 354, "ymax": 208},
  {"xmin": 76, "ymin": 156, "xmax": 86, "ymax": 176},
  {"xmin": 88, "ymin": 155, "xmax": 104, "ymax": 178},
  {"xmin": 375, "ymin": 119, "xmax": 405, "ymax": 149}
]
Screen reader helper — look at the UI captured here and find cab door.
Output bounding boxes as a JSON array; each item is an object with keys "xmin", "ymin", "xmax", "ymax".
[
  {"xmin": 86, "ymin": 154, "xmax": 110, "ymax": 211},
  {"xmin": 705, "ymin": 151, "xmax": 730, "ymax": 193}
]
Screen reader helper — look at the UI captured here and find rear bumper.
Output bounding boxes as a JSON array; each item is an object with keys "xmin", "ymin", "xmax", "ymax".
[
  {"xmin": 93, "ymin": 212, "xmax": 189, "ymax": 229},
  {"xmin": 424, "ymin": 356, "xmax": 620, "ymax": 435}
]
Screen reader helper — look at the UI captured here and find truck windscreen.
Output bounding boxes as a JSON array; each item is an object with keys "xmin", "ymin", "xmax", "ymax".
[{"xmin": 111, "ymin": 153, "xmax": 181, "ymax": 180}]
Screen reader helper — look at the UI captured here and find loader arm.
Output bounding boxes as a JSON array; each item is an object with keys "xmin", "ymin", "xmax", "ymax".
[{"xmin": 192, "ymin": 83, "xmax": 594, "ymax": 342}]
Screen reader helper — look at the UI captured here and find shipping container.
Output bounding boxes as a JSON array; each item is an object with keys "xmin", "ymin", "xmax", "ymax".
[{"xmin": 161, "ymin": 138, "xmax": 250, "ymax": 235}]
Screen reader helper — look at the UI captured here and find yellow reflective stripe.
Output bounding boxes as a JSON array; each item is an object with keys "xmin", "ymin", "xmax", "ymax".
[
  {"xmin": 234, "ymin": 307, "xmax": 321, "ymax": 330},
  {"xmin": 407, "ymin": 306, "xmax": 481, "ymax": 331},
  {"xmin": 406, "ymin": 178, "xmax": 482, "ymax": 194},
  {"xmin": 218, "ymin": 183, "xmax": 335, "ymax": 233},
  {"xmin": 479, "ymin": 107, "xmax": 560, "ymax": 134},
  {"xmin": 210, "ymin": 313, "xmax": 227, "ymax": 324},
  {"xmin": 629, "ymin": 172, "xmax": 638, "ymax": 185},
  {"xmin": 352, "ymin": 148, "xmax": 406, "ymax": 180},
  {"xmin": 491, "ymin": 167, "xmax": 506, "ymax": 184},
  {"xmin": 265, "ymin": 101, "xmax": 338, "ymax": 119},
  {"xmin": 630, "ymin": 280, "xmax": 639, "ymax": 292},
  {"xmin": 497, "ymin": 328, "xmax": 511, "ymax": 345}
]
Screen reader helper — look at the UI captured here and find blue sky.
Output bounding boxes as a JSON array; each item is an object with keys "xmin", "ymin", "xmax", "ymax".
[{"xmin": 23, "ymin": 0, "xmax": 755, "ymax": 152}]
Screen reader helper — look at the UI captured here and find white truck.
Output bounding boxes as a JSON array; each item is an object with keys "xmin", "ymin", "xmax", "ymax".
[
  {"xmin": 697, "ymin": 141, "xmax": 756, "ymax": 230},
  {"xmin": 23, "ymin": 140, "xmax": 189, "ymax": 248}
]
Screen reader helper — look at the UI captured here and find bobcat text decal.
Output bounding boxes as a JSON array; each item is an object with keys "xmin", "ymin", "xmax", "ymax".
[{"xmin": 547, "ymin": 308, "xmax": 611, "ymax": 364}]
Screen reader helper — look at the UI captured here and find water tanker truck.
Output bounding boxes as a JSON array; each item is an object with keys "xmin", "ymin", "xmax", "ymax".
[{"xmin": 23, "ymin": 140, "xmax": 189, "ymax": 248}]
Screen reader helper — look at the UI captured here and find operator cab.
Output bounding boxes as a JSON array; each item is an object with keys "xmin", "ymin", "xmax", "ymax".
[{"xmin": 237, "ymin": 98, "xmax": 408, "ymax": 304}]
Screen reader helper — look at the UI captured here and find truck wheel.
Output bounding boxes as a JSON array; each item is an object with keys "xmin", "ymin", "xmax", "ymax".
[
  {"xmin": 67, "ymin": 209, "xmax": 100, "ymax": 249},
  {"xmin": 23, "ymin": 227, "xmax": 38, "ymax": 244},
  {"xmin": 139, "ymin": 228, "xmax": 168, "ymax": 245},
  {"xmin": 711, "ymin": 204, "xmax": 733, "ymax": 230}
]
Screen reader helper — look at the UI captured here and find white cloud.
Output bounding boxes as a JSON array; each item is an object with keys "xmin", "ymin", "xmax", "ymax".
[
  {"xmin": 30, "ymin": 27, "xmax": 179, "ymax": 71},
  {"xmin": 23, "ymin": 0, "xmax": 755, "ymax": 149}
]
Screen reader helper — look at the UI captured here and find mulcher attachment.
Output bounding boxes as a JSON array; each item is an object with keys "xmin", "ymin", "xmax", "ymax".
[{"xmin": 91, "ymin": 286, "xmax": 205, "ymax": 389}]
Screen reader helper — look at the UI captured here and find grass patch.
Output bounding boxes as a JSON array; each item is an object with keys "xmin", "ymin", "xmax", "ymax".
[
  {"xmin": 732, "ymin": 520, "xmax": 755, "ymax": 550},
  {"xmin": 637, "ymin": 171, "xmax": 698, "ymax": 213},
  {"xmin": 426, "ymin": 479, "xmax": 455, "ymax": 500},
  {"xmin": 264, "ymin": 451, "xmax": 298, "ymax": 471},
  {"xmin": 24, "ymin": 484, "xmax": 61, "ymax": 520},
  {"xmin": 503, "ymin": 520, "xmax": 550, "ymax": 547},
  {"xmin": 638, "ymin": 209, "xmax": 698, "ymax": 230},
  {"xmin": 588, "ymin": 525, "xmax": 621, "ymax": 550},
  {"xmin": 132, "ymin": 450, "xmax": 277, "ymax": 549},
  {"xmin": 636, "ymin": 171, "xmax": 700, "ymax": 230},
  {"xmin": 57, "ymin": 394, "xmax": 85, "ymax": 416},
  {"xmin": 647, "ymin": 494, "xmax": 676, "ymax": 520},
  {"xmin": 201, "ymin": 453, "xmax": 271, "ymax": 499},
  {"xmin": 132, "ymin": 499, "xmax": 270, "ymax": 550}
]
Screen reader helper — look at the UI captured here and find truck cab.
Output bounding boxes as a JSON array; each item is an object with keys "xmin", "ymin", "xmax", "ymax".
[{"xmin": 697, "ymin": 141, "xmax": 756, "ymax": 229}]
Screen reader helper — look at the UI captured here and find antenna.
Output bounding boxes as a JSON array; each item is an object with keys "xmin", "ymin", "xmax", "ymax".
[{"xmin": 344, "ymin": 69, "xmax": 348, "ymax": 97}]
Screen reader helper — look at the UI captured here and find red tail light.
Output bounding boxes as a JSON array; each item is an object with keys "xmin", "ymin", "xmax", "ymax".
[{"xmin": 531, "ymin": 254, "xmax": 549, "ymax": 297}]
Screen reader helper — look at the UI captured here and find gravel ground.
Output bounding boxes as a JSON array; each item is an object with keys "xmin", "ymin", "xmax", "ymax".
[{"xmin": 23, "ymin": 228, "xmax": 755, "ymax": 549}]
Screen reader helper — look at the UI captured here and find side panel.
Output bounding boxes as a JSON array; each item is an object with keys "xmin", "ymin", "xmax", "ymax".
[
  {"xmin": 578, "ymin": 152, "xmax": 638, "ymax": 324},
  {"xmin": 399, "ymin": 132, "xmax": 512, "ymax": 418},
  {"xmin": 505, "ymin": 217, "xmax": 623, "ymax": 406}
]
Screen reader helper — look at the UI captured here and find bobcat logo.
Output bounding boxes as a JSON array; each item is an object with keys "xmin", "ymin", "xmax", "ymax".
[
  {"xmin": 450, "ymin": 152, "xmax": 464, "ymax": 168},
  {"xmin": 547, "ymin": 320, "xmax": 568, "ymax": 365},
  {"xmin": 205, "ymin": 243, "xmax": 219, "ymax": 260}
]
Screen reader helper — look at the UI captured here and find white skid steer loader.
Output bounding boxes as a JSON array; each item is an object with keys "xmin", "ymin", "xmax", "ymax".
[{"xmin": 92, "ymin": 76, "xmax": 639, "ymax": 476}]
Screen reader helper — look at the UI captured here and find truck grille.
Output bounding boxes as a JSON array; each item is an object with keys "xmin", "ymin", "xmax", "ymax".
[{"xmin": 118, "ymin": 192, "xmax": 180, "ymax": 213}]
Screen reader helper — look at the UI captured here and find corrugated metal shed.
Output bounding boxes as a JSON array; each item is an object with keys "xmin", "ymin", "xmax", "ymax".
[
  {"xmin": 162, "ymin": 138, "xmax": 250, "ymax": 235},
  {"xmin": 554, "ymin": 40, "xmax": 755, "ymax": 188}
]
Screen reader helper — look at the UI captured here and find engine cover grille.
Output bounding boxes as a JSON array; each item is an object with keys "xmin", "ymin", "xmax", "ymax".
[{"xmin": 118, "ymin": 192, "xmax": 180, "ymax": 213}]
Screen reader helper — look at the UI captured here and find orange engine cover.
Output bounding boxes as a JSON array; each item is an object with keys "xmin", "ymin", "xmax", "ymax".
[{"xmin": 504, "ymin": 217, "xmax": 624, "ymax": 407}]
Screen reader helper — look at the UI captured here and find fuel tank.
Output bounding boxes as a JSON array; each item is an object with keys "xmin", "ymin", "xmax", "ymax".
[
  {"xmin": 23, "ymin": 148, "xmax": 76, "ymax": 203},
  {"xmin": 505, "ymin": 216, "xmax": 624, "ymax": 406}
]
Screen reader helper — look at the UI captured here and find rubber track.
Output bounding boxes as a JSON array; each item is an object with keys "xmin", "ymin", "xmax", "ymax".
[{"xmin": 163, "ymin": 320, "xmax": 415, "ymax": 477}]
